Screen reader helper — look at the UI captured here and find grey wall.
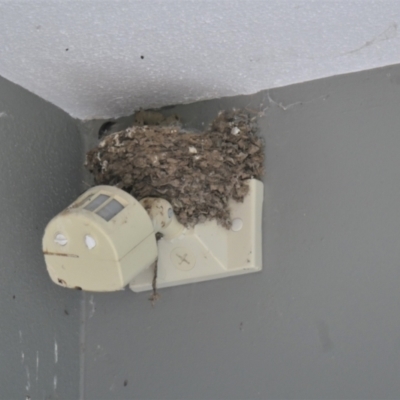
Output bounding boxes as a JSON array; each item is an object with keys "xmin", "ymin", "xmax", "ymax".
[
  {"xmin": 0, "ymin": 76, "xmax": 83, "ymax": 399},
  {"xmin": 83, "ymin": 65, "xmax": 400, "ymax": 400}
]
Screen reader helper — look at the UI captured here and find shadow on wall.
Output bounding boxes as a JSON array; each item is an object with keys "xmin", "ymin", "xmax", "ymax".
[{"xmin": 62, "ymin": 62, "xmax": 240, "ymax": 120}]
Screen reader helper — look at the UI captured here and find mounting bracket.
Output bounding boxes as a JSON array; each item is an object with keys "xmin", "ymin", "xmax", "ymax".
[{"xmin": 129, "ymin": 179, "xmax": 264, "ymax": 292}]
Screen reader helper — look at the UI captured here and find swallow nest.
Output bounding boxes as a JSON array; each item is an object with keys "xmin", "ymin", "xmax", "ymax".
[{"xmin": 85, "ymin": 110, "xmax": 264, "ymax": 229}]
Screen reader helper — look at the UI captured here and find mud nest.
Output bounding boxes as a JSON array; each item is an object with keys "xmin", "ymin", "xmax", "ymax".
[{"xmin": 85, "ymin": 110, "xmax": 264, "ymax": 228}]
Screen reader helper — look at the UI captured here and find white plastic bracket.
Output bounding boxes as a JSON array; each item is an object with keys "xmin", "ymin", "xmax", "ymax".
[{"xmin": 129, "ymin": 179, "xmax": 264, "ymax": 292}]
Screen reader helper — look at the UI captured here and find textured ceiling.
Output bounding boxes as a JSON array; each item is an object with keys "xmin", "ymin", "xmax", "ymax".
[{"xmin": 1, "ymin": 0, "xmax": 400, "ymax": 119}]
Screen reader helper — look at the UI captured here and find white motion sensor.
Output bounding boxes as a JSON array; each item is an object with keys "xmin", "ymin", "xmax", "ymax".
[{"xmin": 42, "ymin": 179, "xmax": 263, "ymax": 292}]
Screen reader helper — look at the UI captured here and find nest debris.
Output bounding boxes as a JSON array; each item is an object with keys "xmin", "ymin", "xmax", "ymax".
[{"xmin": 85, "ymin": 109, "xmax": 264, "ymax": 228}]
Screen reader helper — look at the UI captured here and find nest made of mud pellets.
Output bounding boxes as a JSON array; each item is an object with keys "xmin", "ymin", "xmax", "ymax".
[{"xmin": 85, "ymin": 110, "xmax": 264, "ymax": 229}]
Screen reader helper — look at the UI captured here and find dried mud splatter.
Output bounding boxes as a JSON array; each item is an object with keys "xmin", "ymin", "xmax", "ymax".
[{"xmin": 85, "ymin": 110, "xmax": 264, "ymax": 228}]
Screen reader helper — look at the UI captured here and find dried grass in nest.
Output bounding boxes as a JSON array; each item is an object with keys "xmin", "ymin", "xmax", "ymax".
[{"xmin": 85, "ymin": 110, "xmax": 264, "ymax": 229}]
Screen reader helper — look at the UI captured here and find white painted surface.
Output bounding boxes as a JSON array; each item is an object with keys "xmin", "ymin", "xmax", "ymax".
[{"xmin": 0, "ymin": 0, "xmax": 399, "ymax": 119}]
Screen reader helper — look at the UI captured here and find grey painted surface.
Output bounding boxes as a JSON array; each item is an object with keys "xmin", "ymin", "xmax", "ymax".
[
  {"xmin": 82, "ymin": 64, "xmax": 400, "ymax": 400},
  {"xmin": 0, "ymin": 76, "xmax": 83, "ymax": 399}
]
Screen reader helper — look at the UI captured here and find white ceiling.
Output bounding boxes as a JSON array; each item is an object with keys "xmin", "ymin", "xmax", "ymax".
[{"xmin": 1, "ymin": 1, "xmax": 400, "ymax": 120}]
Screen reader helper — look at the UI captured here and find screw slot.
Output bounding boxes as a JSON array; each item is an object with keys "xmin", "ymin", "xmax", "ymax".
[
  {"xmin": 54, "ymin": 233, "xmax": 68, "ymax": 246},
  {"xmin": 170, "ymin": 247, "xmax": 196, "ymax": 271}
]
